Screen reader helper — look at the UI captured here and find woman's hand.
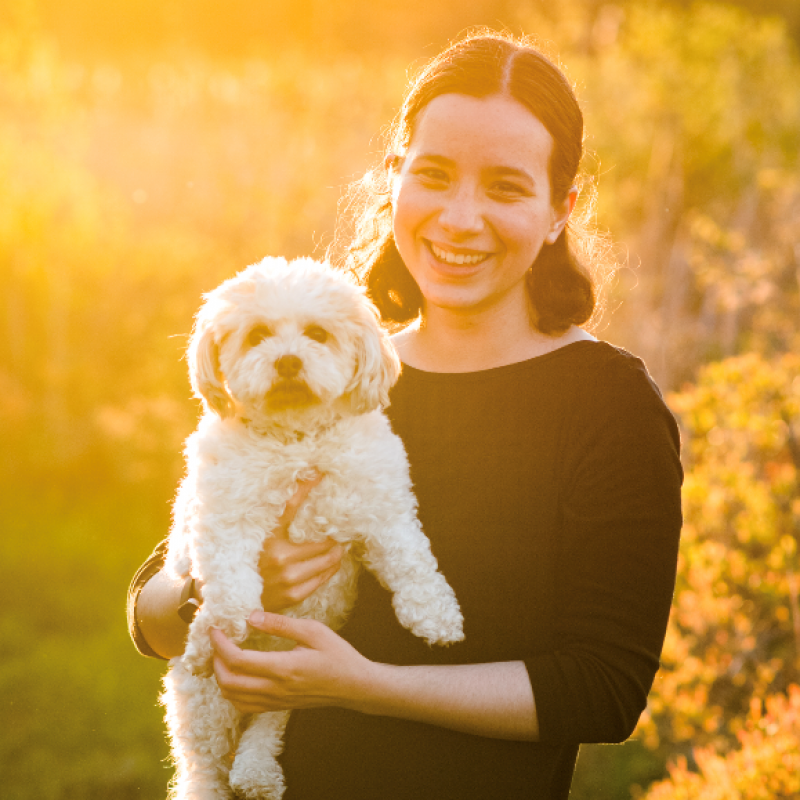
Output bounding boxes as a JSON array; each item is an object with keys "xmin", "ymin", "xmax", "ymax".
[
  {"xmin": 210, "ymin": 611, "xmax": 374, "ymax": 715},
  {"xmin": 210, "ymin": 612, "xmax": 540, "ymax": 740},
  {"xmin": 259, "ymin": 472, "xmax": 345, "ymax": 612}
]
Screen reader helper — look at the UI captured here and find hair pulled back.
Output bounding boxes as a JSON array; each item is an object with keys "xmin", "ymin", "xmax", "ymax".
[{"xmin": 339, "ymin": 31, "xmax": 607, "ymax": 334}]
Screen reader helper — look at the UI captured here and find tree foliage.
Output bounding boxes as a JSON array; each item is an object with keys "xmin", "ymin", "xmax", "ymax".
[{"xmin": 519, "ymin": 0, "xmax": 800, "ymax": 387}]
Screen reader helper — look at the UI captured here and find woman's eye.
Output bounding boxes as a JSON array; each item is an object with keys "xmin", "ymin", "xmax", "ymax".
[
  {"xmin": 491, "ymin": 182, "xmax": 527, "ymax": 198},
  {"xmin": 305, "ymin": 325, "xmax": 329, "ymax": 344},
  {"xmin": 247, "ymin": 325, "xmax": 273, "ymax": 347},
  {"xmin": 416, "ymin": 168, "xmax": 449, "ymax": 185}
]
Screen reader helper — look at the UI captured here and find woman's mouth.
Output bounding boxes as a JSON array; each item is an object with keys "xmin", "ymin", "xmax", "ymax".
[{"xmin": 428, "ymin": 241, "xmax": 491, "ymax": 266}]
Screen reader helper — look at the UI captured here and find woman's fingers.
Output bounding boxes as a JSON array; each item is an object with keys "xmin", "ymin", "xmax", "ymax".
[
  {"xmin": 211, "ymin": 615, "xmax": 328, "ymax": 674},
  {"xmin": 210, "ymin": 619, "xmax": 324, "ymax": 677},
  {"xmin": 211, "ymin": 642, "xmax": 284, "ymax": 711},
  {"xmin": 209, "ymin": 618, "xmax": 372, "ymax": 713},
  {"xmin": 283, "ymin": 563, "xmax": 342, "ymax": 606},
  {"xmin": 248, "ymin": 611, "xmax": 329, "ymax": 647},
  {"xmin": 259, "ymin": 472, "xmax": 344, "ymax": 611},
  {"xmin": 275, "ymin": 547, "xmax": 343, "ymax": 591},
  {"xmin": 276, "ymin": 472, "xmax": 325, "ymax": 533},
  {"xmin": 259, "ymin": 545, "xmax": 343, "ymax": 611},
  {"xmin": 259, "ymin": 535, "xmax": 341, "ymax": 573},
  {"xmin": 210, "ymin": 626, "xmax": 254, "ymax": 667}
]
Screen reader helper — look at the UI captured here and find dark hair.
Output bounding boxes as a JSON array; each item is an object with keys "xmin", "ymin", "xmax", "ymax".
[{"xmin": 336, "ymin": 31, "xmax": 611, "ymax": 334}]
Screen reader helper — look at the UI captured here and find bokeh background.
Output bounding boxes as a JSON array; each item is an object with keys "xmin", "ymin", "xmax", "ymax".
[{"xmin": 1, "ymin": 0, "xmax": 799, "ymax": 797}]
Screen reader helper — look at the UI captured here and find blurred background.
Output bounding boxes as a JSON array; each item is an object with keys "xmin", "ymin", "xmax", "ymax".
[{"xmin": 1, "ymin": 0, "xmax": 798, "ymax": 797}]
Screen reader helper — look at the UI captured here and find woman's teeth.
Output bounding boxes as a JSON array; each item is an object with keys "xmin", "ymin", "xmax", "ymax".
[{"xmin": 430, "ymin": 243, "xmax": 489, "ymax": 265}]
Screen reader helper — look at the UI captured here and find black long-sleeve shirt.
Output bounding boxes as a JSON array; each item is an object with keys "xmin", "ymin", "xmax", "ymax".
[{"xmin": 128, "ymin": 340, "xmax": 683, "ymax": 799}]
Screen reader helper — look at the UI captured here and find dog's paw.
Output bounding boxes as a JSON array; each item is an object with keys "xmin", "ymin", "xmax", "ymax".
[
  {"xmin": 413, "ymin": 612, "xmax": 465, "ymax": 647},
  {"xmin": 394, "ymin": 593, "xmax": 465, "ymax": 647},
  {"xmin": 430, "ymin": 616, "xmax": 465, "ymax": 646},
  {"xmin": 229, "ymin": 754, "xmax": 285, "ymax": 800}
]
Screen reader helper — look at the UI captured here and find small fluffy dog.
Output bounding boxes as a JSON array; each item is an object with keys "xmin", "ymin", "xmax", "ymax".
[{"xmin": 161, "ymin": 257, "xmax": 464, "ymax": 800}]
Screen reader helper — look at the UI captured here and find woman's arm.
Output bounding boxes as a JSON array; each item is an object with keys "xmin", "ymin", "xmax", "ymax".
[
  {"xmin": 210, "ymin": 611, "xmax": 539, "ymax": 742},
  {"xmin": 131, "ymin": 473, "xmax": 343, "ymax": 660},
  {"xmin": 135, "ymin": 568, "xmax": 194, "ymax": 659},
  {"xmin": 361, "ymin": 660, "xmax": 538, "ymax": 741},
  {"xmin": 132, "ymin": 472, "xmax": 539, "ymax": 741}
]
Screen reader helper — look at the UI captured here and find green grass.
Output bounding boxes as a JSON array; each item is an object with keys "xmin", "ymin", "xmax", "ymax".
[{"xmin": 1, "ymin": 489, "xmax": 173, "ymax": 799}]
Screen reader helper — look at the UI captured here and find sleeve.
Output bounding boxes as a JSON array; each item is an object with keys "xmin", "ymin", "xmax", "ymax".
[
  {"xmin": 524, "ymin": 351, "xmax": 683, "ymax": 744},
  {"xmin": 126, "ymin": 538, "xmax": 170, "ymax": 660}
]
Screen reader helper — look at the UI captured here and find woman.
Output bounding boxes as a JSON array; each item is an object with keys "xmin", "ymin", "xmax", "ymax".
[{"xmin": 129, "ymin": 32, "xmax": 683, "ymax": 798}]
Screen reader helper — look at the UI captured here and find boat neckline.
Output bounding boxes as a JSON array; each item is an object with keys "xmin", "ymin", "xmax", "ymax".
[{"xmin": 399, "ymin": 339, "xmax": 606, "ymax": 381}]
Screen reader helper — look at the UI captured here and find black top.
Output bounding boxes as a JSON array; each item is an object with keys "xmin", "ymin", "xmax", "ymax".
[{"xmin": 128, "ymin": 340, "xmax": 683, "ymax": 800}]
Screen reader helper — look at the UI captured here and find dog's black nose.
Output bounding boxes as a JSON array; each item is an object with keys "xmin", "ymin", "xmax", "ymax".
[{"xmin": 275, "ymin": 355, "xmax": 303, "ymax": 378}]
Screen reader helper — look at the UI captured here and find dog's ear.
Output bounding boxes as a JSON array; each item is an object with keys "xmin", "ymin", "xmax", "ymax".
[
  {"xmin": 188, "ymin": 322, "xmax": 235, "ymax": 419},
  {"xmin": 346, "ymin": 301, "xmax": 401, "ymax": 414}
]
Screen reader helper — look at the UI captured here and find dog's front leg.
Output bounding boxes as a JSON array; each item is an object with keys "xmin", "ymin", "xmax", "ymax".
[
  {"xmin": 228, "ymin": 710, "xmax": 290, "ymax": 800},
  {"xmin": 162, "ymin": 659, "xmax": 241, "ymax": 800},
  {"xmin": 182, "ymin": 581, "xmax": 262, "ymax": 677},
  {"xmin": 362, "ymin": 516, "xmax": 465, "ymax": 647},
  {"xmin": 184, "ymin": 523, "xmax": 270, "ymax": 674}
]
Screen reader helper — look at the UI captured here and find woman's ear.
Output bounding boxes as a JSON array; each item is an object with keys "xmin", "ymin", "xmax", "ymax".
[
  {"xmin": 546, "ymin": 186, "xmax": 579, "ymax": 244},
  {"xmin": 384, "ymin": 152, "xmax": 403, "ymax": 172},
  {"xmin": 386, "ymin": 153, "xmax": 405, "ymax": 210},
  {"xmin": 188, "ymin": 322, "xmax": 235, "ymax": 419}
]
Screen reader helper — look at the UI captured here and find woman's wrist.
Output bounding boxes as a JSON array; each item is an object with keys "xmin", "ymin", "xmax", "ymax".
[
  {"xmin": 337, "ymin": 657, "xmax": 388, "ymax": 714},
  {"xmin": 136, "ymin": 569, "xmax": 194, "ymax": 659}
]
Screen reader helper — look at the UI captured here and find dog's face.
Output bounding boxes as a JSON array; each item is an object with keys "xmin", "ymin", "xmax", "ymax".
[{"xmin": 188, "ymin": 257, "xmax": 401, "ymax": 421}]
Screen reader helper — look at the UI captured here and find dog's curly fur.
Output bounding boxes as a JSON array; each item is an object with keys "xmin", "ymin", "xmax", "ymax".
[{"xmin": 161, "ymin": 257, "xmax": 464, "ymax": 800}]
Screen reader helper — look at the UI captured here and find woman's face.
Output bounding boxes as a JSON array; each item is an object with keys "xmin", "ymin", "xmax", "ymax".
[{"xmin": 390, "ymin": 93, "xmax": 573, "ymax": 318}]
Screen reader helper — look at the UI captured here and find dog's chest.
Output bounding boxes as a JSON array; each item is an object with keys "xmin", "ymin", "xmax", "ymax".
[{"xmin": 194, "ymin": 426, "xmax": 380, "ymax": 544}]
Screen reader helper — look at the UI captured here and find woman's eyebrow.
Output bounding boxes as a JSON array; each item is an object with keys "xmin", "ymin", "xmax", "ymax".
[
  {"xmin": 412, "ymin": 156, "xmax": 536, "ymax": 183},
  {"xmin": 411, "ymin": 154, "xmax": 454, "ymax": 166},
  {"xmin": 484, "ymin": 166, "xmax": 536, "ymax": 185}
]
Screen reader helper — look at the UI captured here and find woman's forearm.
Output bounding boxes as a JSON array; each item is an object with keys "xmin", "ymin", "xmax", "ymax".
[
  {"xmin": 213, "ymin": 613, "xmax": 540, "ymax": 742},
  {"xmin": 351, "ymin": 659, "xmax": 539, "ymax": 741},
  {"xmin": 135, "ymin": 570, "xmax": 191, "ymax": 659}
]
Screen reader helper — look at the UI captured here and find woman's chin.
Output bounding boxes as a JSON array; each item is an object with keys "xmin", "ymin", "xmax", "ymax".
[
  {"xmin": 414, "ymin": 264, "xmax": 489, "ymax": 310},
  {"xmin": 421, "ymin": 287, "xmax": 498, "ymax": 315},
  {"xmin": 418, "ymin": 276, "xmax": 529, "ymax": 317}
]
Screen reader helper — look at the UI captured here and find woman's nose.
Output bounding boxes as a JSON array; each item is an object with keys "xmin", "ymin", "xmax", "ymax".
[{"xmin": 437, "ymin": 185, "xmax": 484, "ymax": 237}]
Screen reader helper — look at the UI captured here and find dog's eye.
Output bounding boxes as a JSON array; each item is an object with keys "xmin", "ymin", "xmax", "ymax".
[
  {"xmin": 305, "ymin": 325, "xmax": 329, "ymax": 344},
  {"xmin": 247, "ymin": 325, "xmax": 273, "ymax": 347}
]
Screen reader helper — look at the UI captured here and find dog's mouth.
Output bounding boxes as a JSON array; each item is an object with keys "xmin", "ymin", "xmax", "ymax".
[{"xmin": 265, "ymin": 379, "xmax": 319, "ymax": 411}]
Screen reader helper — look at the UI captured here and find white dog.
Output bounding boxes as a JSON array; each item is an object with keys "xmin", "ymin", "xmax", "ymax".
[{"xmin": 160, "ymin": 257, "xmax": 464, "ymax": 800}]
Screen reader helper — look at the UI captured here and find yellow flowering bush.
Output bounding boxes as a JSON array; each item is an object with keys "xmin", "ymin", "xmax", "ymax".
[
  {"xmin": 637, "ymin": 353, "xmax": 800, "ymax": 755},
  {"xmin": 642, "ymin": 685, "xmax": 800, "ymax": 799}
]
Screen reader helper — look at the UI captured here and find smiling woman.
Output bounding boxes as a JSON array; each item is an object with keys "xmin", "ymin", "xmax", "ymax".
[
  {"xmin": 389, "ymin": 93, "xmax": 573, "ymax": 328},
  {"xmin": 128, "ymin": 30, "xmax": 683, "ymax": 800},
  {"xmin": 348, "ymin": 33, "xmax": 598, "ymax": 347}
]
